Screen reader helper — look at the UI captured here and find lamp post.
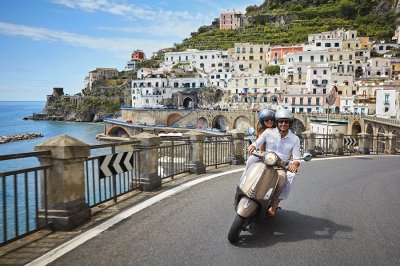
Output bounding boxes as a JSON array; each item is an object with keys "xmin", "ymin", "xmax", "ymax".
[{"xmin": 326, "ymin": 86, "xmax": 338, "ymax": 155}]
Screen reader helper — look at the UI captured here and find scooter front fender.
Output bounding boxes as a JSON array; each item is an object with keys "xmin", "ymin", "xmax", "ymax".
[{"xmin": 236, "ymin": 196, "xmax": 258, "ymax": 218}]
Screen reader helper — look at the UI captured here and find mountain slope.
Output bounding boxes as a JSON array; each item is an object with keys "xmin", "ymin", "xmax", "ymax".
[{"xmin": 176, "ymin": 0, "xmax": 400, "ymax": 51}]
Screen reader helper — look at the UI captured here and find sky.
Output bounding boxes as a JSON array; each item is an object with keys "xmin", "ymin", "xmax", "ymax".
[{"xmin": 0, "ymin": 0, "xmax": 263, "ymax": 101}]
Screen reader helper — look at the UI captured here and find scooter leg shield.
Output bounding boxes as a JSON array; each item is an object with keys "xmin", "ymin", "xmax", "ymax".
[{"xmin": 236, "ymin": 197, "xmax": 258, "ymax": 218}]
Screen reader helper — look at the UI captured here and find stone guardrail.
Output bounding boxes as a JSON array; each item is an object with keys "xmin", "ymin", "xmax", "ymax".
[{"xmin": 0, "ymin": 130, "xmax": 397, "ymax": 246}]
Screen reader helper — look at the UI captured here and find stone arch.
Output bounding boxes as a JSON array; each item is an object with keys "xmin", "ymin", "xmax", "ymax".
[
  {"xmin": 197, "ymin": 117, "xmax": 208, "ymax": 129},
  {"xmin": 108, "ymin": 126, "xmax": 130, "ymax": 138},
  {"xmin": 212, "ymin": 115, "xmax": 229, "ymax": 130},
  {"xmin": 233, "ymin": 116, "xmax": 251, "ymax": 131},
  {"xmin": 182, "ymin": 97, "xmax": 194, "ymax": 108},
  {"xmin": 291, "ymin": 118, "xmax": 306, "ymax": 135},
  {"xmin": 366, "ymin": 123, "xmax": 373, "ymax": 135},
  {"xmin": 351, "ymin": 121, "xmax": 362, "ymax": 135},
  {"xmin": 166, "ymin": 113, "xmax": 183, "ymax": 126}
]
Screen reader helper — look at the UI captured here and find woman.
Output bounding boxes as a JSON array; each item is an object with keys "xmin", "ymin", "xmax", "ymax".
[{"xmin": 241, "ymin": 109, "xmax": 275, "ymax": 174}]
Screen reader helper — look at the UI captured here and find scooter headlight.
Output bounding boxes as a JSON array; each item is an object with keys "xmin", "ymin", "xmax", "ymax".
[{"xmin": 263, "ymin": 152, "xmax": 278, "ymax": 166}]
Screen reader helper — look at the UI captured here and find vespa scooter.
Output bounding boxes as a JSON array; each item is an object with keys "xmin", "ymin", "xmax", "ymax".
[{"xmin": 228, "ymin": 150, "xmax": 312, "ymax": 243}]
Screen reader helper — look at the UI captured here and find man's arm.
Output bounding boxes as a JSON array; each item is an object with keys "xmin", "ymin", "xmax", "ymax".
[{"xmin": 288, "ymin": 137, "xmax": 301, "ymax": 173}]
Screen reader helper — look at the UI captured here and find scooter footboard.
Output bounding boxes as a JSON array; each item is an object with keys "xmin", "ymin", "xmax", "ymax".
[{"xmin": 236, "ymin": 196, "xmax": 259, "ymax": 218}]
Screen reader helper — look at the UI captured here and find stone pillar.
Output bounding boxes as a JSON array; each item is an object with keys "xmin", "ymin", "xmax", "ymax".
[
  {"xmin": 357, "ymin": 133, "xmax": 371, "ymax": 155},
  {"xmin": 301, "ymin": 131, "xmax": 316, "ymax": 157},
  {"xmin": 131, "ymin": 132, "xmax": 161, "ymax": 191},
  {"xmin": 228, "ymin": 129, "xmax": 246, "ymax": 165},
  {"xmin": 332, "ymin": 132, "xmax": 344, "ymax": 155},
  {"xmin": 35, "ymin": 135, "xmax": 90, "ymax": 230},
  {"xmin": 384, "ymin": 133, "xmax": 396, "ymax": 154},
  {"xmin": 183, "ymin": 131, "xmax": 206, "ymax": 174}
]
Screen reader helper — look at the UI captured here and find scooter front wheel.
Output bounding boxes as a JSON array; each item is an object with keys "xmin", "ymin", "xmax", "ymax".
[{"xmin": 228, "ymin": 215, "xmax": 244, "ymax": 243}]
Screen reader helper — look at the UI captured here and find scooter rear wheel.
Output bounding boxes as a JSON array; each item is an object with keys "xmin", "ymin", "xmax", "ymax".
[{"xmin": 228, "ymin": 215, "xmax": 244, "ymax": 243}]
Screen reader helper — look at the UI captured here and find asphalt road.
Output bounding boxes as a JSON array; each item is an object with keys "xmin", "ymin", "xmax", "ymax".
[{"xmin": 50, "ymin": 155, "xmax": 400, "ymax": 266}]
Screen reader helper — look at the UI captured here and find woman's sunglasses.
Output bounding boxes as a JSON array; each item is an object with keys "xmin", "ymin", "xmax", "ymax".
[{"xmin": 263, "ymin": 117, "xmax": 274, "ymax": 122}]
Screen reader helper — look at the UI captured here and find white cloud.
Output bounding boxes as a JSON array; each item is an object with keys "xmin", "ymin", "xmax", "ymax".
[
  {"xmin": 0, "ymin": 22, "xmax": 172, "ymax": 56},
  {"xmin": 49, "ymin": 0, "xmax": 207, "ymax": 21}
]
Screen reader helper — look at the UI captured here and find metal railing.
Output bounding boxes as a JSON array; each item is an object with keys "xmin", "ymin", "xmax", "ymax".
[
  {"xmin": 158, "ymin": 138, "xmax": 191, "ymax": 179},
  {"xmin": 203, "ymin": 136, "xmax": 232, "ymax": 168},
  {"xmin": 0, "ymin": 151, "xmax": 50, "ymax": 246},
  {"xmin": 85, "ymin": 141, "xmax": 140, "ymax": 207}
]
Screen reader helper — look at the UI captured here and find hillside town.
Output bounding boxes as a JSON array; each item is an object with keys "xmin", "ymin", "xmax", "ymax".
[{"xmin": 102, "ymin": 25, "xmax": 399, "ymax": 121}]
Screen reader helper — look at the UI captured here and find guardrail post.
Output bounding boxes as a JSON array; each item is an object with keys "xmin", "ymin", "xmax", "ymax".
[
  {"xmin": 301, "ymin": 131, "xmax": 316, "ymax": 157},
  {"xmin": 35, "ymin": 135, "xmax": 90, "ymax": 230},
  {"xmin": 183, "ymin": 131, "xmax": 206, "ymax": 174},
  {"xmin": 131, "ymin": 132, "xmax": 161, "ymax": 191},
  {"xmin": 333, "ymin": 132, "xmax": 344, "ymax": 155},
  {"xmin": 384, "ymin": 133, "xmax": 396, "ymax": 154},
  {"xmin": 228, "ymin": 129, "xmax": 246, "ymax": 165},
  {"xmin": 357, "ymin": 133, "xmax": 371, "ymax": 154}
]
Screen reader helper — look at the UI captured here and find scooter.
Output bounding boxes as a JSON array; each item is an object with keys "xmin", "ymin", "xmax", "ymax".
[{"xmin": 228, "ymin": 150, "xmax": 312, "ymax": 243}]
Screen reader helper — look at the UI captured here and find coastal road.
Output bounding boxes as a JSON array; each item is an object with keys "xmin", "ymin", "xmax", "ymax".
[{"xmin": 50, "ymin": 155, "xmax": 400, "ymax": 266}]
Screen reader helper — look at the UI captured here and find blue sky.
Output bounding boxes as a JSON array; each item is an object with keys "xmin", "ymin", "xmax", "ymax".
[{"xmin": 0, "ymin": 0, "xmax": 263, "ymax": 101}]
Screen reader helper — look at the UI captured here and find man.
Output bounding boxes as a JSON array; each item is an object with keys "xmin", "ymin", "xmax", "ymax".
[{"xmin": 247, "ymin": 108, "xmax": 301, "ymax": 216}]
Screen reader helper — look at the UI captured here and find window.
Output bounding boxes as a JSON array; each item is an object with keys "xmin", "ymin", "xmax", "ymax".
[
  {"xmin": 335, "ymin": 43, "xmax": 340, "ymax": 47},
  {"xmin": 250, "ymin": 47, "xmax": 253, "ymax": 53},
  {"xmin": 384, "ymin": 94, "xmax": 389, "ymax": 104},
  {"xmin": 308, "ymin": 97, "xmax": 311, "ymax": 105},
  {"xmin": 320, "ymin": 55, "xmax": 324, "ymax": 62},
  {"xmin": 292, "ymin": 98, "xmax": 295, "ymax": 105},
  {"xmin": 264, "ymin": 78, "xmax": 268, "ymax": 85},
  {"xmin": 242, "ymin": 47, "xmax": 246, "ymax": 53},
  {"xmin": 311, "ymin": 56, "xmax": 314, "ymax": 62},
  {"xmin": 300, "ymin": 98, "xmax": 304, "ymax": 105},
  {"xmin": 325, "ymin": 43, "xmax": 331, "ymax": 47},
  {"xmin": 254, "ymin": 78, "xmax": 257, "ymax": 85},
  {"xmin": 330, "ymin": 55, "xmax": 334, "ymax": 61},
  {"xmin": 299, "ymin": 56, "xmax": 303, "ymax": 62},
  {"xmin": 316, "ymin": 97, "xmax": 320, "ymax": 105},
  {"xmin": 260, "ymin": 47, "xmax": 263, "ymax": 53},
  {"xmin": 316, "ymin": 42, "xmax": 321, "ymax": 47},
  {"xmin": 237, "ymin": 48, "xmax": 240, "ymax": 53}
]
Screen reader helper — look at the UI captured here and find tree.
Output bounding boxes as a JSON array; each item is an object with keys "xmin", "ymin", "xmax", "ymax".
[{"xmin": 265, "ymin": 65, "xmax": 281, "ymax": 75}]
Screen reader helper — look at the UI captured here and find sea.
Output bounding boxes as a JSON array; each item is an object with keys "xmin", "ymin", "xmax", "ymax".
[
  {"xmin": 0, "ymin": 101, "xmax": 104, "ymax": 156},
  {"xmin": 0, "ymin": 101, "xmax": 105, "ymax": 173}
]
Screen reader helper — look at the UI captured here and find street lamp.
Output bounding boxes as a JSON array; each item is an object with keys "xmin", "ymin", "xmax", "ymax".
[{"xmin": 326, "ymin": 85, "xmax": 338, "ymax": 155}]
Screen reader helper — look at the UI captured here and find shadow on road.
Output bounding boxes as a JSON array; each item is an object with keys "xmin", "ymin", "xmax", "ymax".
[{"xmin": 234, "ymin": 210, "xmax": 353, "ymax": 248}]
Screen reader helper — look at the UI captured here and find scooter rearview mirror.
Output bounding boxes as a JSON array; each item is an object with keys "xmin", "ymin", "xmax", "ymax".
[{"xmin": 303, "ymin": 153, "xmax": 312, "ymax": 162}]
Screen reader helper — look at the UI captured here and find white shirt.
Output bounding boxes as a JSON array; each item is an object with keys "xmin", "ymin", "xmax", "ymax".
[{"xmin": 251, "ymin": 128, "xmax": 301, "ymax": 162}]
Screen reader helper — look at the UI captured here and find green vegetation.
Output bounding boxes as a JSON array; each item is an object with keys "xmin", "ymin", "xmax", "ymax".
[
  {"xmin": 265, "ymin": 65, "xmax": 281, "ymax": 75},
  {"xmin": 176, "ymin": 0, "xmax": 399, "ymax": 51}
]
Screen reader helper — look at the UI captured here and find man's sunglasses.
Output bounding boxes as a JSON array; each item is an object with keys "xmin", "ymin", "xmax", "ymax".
[{"xmin": 277, "ymin": 119, "xmax": 290, "ymax": 124}]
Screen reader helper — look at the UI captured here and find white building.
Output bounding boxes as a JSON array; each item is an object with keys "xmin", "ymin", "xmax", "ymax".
[
  {"xmin": 363, "ymin": 58, "xmax": 392, "ymax": 78},
  {"xmin": 163, "ymin": 49, "xmax": 232, "ymax": 74},
  {"xmin": 376, "ymin": 88, "xmax": 400, "ymax": 119},
  {"xmin": 131, "ymin": 76, "xmax": 207, "ymax": 108}
]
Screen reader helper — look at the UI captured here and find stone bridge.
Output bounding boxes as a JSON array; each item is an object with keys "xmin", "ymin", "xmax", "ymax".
[{"xmin": 104, "ymin": 108, "xmax": 400, "ymax": 139}]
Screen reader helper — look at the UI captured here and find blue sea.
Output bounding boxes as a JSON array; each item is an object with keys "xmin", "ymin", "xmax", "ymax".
[{"xmin": 0, "ymin": 101, "xmax": 104, "ymax": 155}]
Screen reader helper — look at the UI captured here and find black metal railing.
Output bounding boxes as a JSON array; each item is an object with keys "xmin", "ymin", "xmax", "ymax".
[
  {"xmin": 203, "ymin": 136, "xmax": 232, "ymax": 167},
  {"xmin": 0, "ymin": 151, "xmax": 50, "ymax": 246},
  {"xmin": 85, "ymin": 141, "xmax": 140, "ymax": 207},
  {"xmin": 370, "ymin": 134, "xmax": 387, "ymax": 154},
  {"xmin": 158, "ymin": 138, "xmax": 190, "ymax": 179}
]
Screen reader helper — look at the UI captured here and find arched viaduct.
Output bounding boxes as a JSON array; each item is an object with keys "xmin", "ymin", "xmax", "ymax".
[{"xmin": 104, "ymin": 109, "xmax": 400, "ymax": 140}]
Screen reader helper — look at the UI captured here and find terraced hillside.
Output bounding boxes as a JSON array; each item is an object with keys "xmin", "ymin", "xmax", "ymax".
[{"xmin": 176, "ymin": 0, "xmax": 400, "ymax": 51}]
